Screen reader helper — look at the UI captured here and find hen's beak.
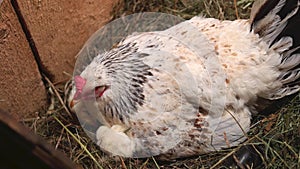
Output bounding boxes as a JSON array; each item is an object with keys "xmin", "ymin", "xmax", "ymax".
[
  {"xmin": 69, "ymin": 98, "xmax": 80, "ymax": 111},
  {"xmin": 70, "ymin": 99, "xmax": 75, "ymax": 109},
  {"xmin": 67, "ymin": 89, "xmax": 78, "ymax": 112}
]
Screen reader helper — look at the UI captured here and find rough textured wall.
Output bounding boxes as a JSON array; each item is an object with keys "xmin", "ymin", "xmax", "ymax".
[
  {"xmin": 0, "ymin": 0, "xmax": 47, "ymax": 119},
  {"xmin": 16, "ymin": 0, "xmax": 118, "ymax": 82},
  {"xmin": 0, "ymin": 0, "xmax": 118, "ymax": 119}
]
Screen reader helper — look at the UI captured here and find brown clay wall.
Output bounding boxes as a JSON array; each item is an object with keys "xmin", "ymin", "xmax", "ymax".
[
  {"xmin": 0, "ymin": 0, "xmax": 47, "ymax": 119},
  {"xmin": 0, "ymin": 0, "xmax": 118, "ymax": 119}
]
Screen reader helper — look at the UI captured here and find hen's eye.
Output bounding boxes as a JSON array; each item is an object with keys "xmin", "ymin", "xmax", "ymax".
[{"xmin": 94, "ymin": 86, "xmax": 108, "ymax": 98}]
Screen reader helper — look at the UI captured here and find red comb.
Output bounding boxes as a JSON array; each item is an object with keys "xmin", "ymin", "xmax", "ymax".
[
  {"xmin": 74, "ymin": 75, "xmax": 86, "ymax": 99},
  {"xmin": 75, "ymin": 75, "xmax": 86, "ymax": 90}
]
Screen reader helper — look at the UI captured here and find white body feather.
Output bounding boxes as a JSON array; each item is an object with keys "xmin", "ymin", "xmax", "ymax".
[
  {"xmin": 89, "ymin": 18, "xmax": 263, "ymax": 158},
  {"xmin": 70, "ymin": 0, "xmax": 300, "ymax": 159}
]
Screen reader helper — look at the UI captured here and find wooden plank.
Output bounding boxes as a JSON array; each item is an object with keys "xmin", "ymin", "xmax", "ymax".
[
  {"xmin": 0, "ymin": 109, "xmax": 83, "ymax": 169},
  {"xmin": 0, "ymin": 0, "xmax": 47, "ymax": 119}
]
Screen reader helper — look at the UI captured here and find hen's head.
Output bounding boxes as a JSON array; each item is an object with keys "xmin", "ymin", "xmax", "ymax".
[
  {"xmin": 73, "ymin": 63, "xmax": 110, "ymax": 101},
  {"xmin": 68, "ymin": 43, "xmax": 152, "ymax": 117}
]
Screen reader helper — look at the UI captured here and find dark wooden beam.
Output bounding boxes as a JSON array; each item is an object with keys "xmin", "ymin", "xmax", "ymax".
[{"xmin": 0, "ymin": 109, "xmax": 83, "ymax": 169}]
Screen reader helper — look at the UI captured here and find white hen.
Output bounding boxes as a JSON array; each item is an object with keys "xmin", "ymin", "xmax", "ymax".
[{"xmin": 68, "ymin": 0, "xmax": 300, "ymax": 159}]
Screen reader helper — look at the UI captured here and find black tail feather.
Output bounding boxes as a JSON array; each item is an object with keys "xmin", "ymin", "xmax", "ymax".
[
  {"xmin": 250, "ymin": 0, "xmax": 300, "ymax": 113},
  {"xmin": 250, "ymin": 0, "xmax": 300, "ymax": 100}
]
